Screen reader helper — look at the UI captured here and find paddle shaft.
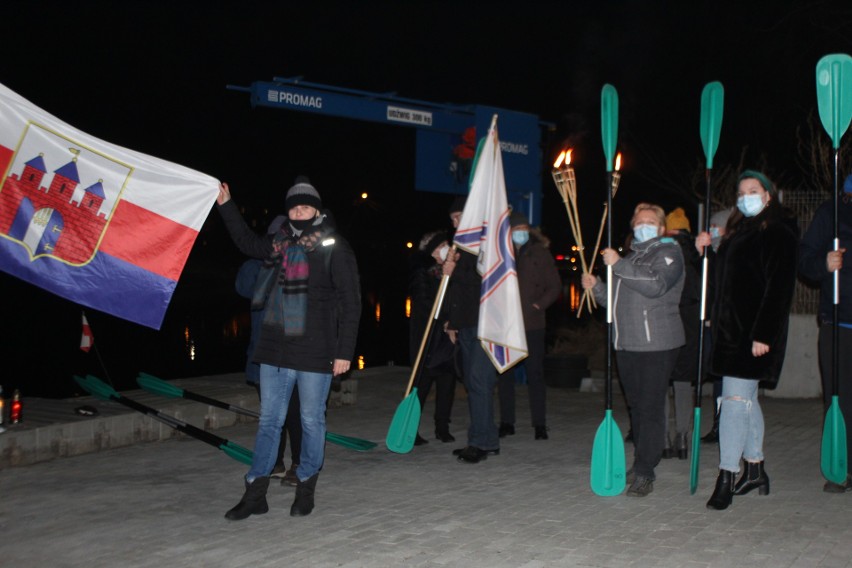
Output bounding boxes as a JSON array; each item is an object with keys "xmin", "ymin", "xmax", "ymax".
[
  {"xmin": 833, "ymin": 149, "xmax": 841, "ymax": 398},
  {"xmin": 404, "ymin": 271, "xmax": 451, "ymax": 397},
  {"xmin": 108, "ymin": 392, "xmax": 237, "ymax": 451},
  {"xmin": 695, "ymin": 168, "xmax": 714, "ymax": 406},
  {"xmin": 182, "ymin": 390, "xmax": 260, "ymax": 419},
  {"xmin": 606, "ymin": 172, "xmax": 614, "ymax": 411}
]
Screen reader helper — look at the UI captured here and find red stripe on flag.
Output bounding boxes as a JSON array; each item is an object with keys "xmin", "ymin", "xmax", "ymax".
[
  {"xmin": 99, "ymin": 200, "xmax": 199, "ymax": 281},
  {"xmin": 0, "ymin": 144, "xmax": 13, "ymax": 177}
]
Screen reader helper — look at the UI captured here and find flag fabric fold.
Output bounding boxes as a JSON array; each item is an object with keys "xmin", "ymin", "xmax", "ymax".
[
  {"xmin": 80, "ymin": 312, "xmax": 94, "ymax": 352},
  {"xmin": 453, "ymin": 115, "xmax": 527, "ymax": 372},
  {"xmin": 0, "ymin": 83, "xmax": 219, "ymax": 329}
]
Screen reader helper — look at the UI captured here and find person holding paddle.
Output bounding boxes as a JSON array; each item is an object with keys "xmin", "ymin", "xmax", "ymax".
[
  {"xmin": 581, "ymin": 202, "xmax": 686, "ymax": 497},
  {"xmin": 217, "ymin": 178, "xmax": 361, "ymax": 519},
  {"xmin": 798, "ymin": 173, "xmax": 852, "ymax": 493},
  {"xmin": 697, "ymin": 170, "xmax": 797, "ymax": 510}
]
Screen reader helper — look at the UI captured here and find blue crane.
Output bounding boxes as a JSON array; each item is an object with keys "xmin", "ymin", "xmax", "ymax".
[{"xmin": 227, "ymin": 77, "xmax": 551, "ymax": 224}]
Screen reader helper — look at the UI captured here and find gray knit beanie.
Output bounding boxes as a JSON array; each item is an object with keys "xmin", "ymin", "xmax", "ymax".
[{"xmin": 285, "ymin": 176, "xmax": 322, "ymax": 211}]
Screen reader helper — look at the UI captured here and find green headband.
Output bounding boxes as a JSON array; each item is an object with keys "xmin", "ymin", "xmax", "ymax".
[{"xmin": 738, "ymin": 169, "xmax": 775, "ymax": 195}]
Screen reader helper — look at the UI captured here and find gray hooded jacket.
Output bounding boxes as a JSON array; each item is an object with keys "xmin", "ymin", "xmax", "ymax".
[{"xmin": 592, "ymin": 236, "xmax": 685, "ymax": 352}]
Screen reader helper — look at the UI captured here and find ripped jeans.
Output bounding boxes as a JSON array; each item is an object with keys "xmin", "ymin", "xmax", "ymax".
[{"xmin": 718, "ymin": 376, "xmax": 764, "ymax": 472}]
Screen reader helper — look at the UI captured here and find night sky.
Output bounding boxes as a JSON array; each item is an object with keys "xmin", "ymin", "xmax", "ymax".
[{"xmin": 3, "ymin": 1, "xmax": 851, "ymax": 395}]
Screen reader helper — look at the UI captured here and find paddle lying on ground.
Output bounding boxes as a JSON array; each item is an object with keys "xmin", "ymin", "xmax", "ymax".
[
  {"xmin": 590, "ymin": 83, "xmax": 627, "ymax": 497},
  {"xmin": 691, "ymin": 81, "xmax": 725, "ymax": 495},
  {"xmin": 816, "ymin": 53, "xmax": 852, "ymax": 485},
  {"xmin": 136, "ymin": 372, "xmax": 377, "ymax": 452},
  {"xmin": 74, "ymin": 374, "xmax": 254, "ymax": 465}
]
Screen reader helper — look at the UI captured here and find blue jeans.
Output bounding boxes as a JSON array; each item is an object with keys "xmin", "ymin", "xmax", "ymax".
[
  {"xmin": 246, "ymin": 365, "xmax": 332, "ymax": 482},
  {"xmin": 718, "ymin": 376, "xmax": 764, "ymax": 472},
  {"xmin": 458, "ymin": 327, "xmax": 499, "ymax": 451}
]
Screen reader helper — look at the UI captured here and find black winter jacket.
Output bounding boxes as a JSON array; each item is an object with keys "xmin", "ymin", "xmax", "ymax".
[
  {"xmin": 218, "ymin": 201, "xmax": 361, "ymax": 373},
  {"xmin": 710, "ymin": 208, "xmax": 797, "ymax": 384}
]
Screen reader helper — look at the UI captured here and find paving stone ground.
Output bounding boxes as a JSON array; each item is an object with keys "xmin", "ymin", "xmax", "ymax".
[{"xmin": 1, "ymin": 366, "xmax": 850, "ymax": 568}]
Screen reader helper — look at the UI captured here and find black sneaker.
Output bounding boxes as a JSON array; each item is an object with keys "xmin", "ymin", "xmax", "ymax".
[
  {"xmin": 626, "ymin": 476, "xmax": 654, "ymax": 497},
  {"xmin": 455, "ymin": 446, "xmax": 490, "ymax": 464},
  {"xmin": 452, "ymin": 446, "xmax": 499, "ymax": 458}
]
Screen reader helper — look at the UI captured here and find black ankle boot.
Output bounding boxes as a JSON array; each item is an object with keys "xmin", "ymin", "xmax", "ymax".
[
  {"xmin": 675, "ymin": 433, "xmax": 688, "ymax": 460},
  {"xmin": 435, "ymin": 425, "xmax": 455, "ymax": 443},
  {"xmin": 498, "ymin": 423, "xmax": 515, "ymax": 438},
  {"xmin": 734, "ymin": 461, "xmax": 770, "ymax": 496},
  {"xmin": 225, "ymin": 476, "xmax": 270, "ymax": 520},
  {"xmin": 290, "ymin": 474, "xmax": 319, "ymax": 517},
  {"xmin": 706, "ymin": 470, "xmax": 735, "ymax": 510},
  {"xmin": 662, "ymin": 434, "xmax": 675, "ymax": 459}
]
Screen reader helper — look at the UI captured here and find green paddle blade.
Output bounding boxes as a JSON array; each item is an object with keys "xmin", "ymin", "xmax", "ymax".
[
  {"xmin": 816, "ymin": 54, "xmax": 852, "ymax": 149},
  {"xmin": 689, "ymin": 408, "xmax": 702, "ymax": 494},
  {"xmin": 386, "ymin": 387, "xmax": 421, "ymax": 454},
  {"xmin": 821, "ymin": 396, "xmax": 848, "ymax": 484},
  {"xmin": 325, "ymin": 432, "xmax": 378, "ymax": 452},
  {"xmin": 590, "ymin": 409, "xmax": 626, "ymax": 496},
  {"xmin": 221, "ymin": 441, "xmax": 255, "ymax": 466},
  {"xmin": 75, "ymin": 374, "xmax": 119, "ymax": 400},
  {"xmin": 600, "ymin": 84, "xmax": 619, "ymax": 172},
  {"xmin": 699, "ymin": 82, "xmax": 725, "ymax": 169},
  {"xmin": 137, "ymin": 374, "xmax": 184, "ymax": 399}
]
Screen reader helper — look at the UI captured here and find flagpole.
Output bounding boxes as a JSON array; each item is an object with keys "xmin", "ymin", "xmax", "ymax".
[{"xmin": 82, "ymin": 310, "xmax": 115, "ymax": 388}]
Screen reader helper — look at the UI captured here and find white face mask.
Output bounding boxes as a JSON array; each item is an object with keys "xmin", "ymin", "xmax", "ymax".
[
  {"xmin": 633, "ymin": 223, "xmax": 659, "ymax": 243},
  {"xmin": 736, "ymin": 194, "xmax": 767, "ymax": 217},
  {"xmin": 438, "ymin": 245, "xmax": 449, "ymax": 262}
]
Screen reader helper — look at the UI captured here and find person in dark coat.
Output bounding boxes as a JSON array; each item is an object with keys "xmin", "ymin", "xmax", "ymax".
[
  {"xmin": 798, "ymin": 173, "xmax": 852, "ymax": 493},
  {"xmin": 497, "ymin": 212, "xmax": 561, "ymax": 440},
  {"xmin": 409, "ymin": 230, "xmax": 457, "ymax": 445},
  {"xmin": 217, "ymin": 178, "xmax": 361, "ymax": 520},
  {"xmin": 698, "ymin": 170, "xmax": 798, "ymax": 510},
  {"xmin": 661, "ymin": 207, "xmax": 701, "ymax": 460}
]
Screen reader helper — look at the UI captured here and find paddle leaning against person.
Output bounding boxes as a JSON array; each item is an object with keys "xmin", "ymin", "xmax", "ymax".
[
  {"xmin": 497, "ymin": 211, "xmax": 561, "ymax": 440},
  {"xmin": 217, "ymin": 178, "xmax": 361, "ymax": 519},
  {"xmin": 581, "ymin": 203, "xmax": 685, "ymax": 497},
  {"xmin": 798, "ymin": 173, "xmax": 852, "ymax": 493},
  {"xmin": 696, "ymin": 170, "xmax": 797, "ymax": 510},
  {"xmin": 409, "ymin": 230, "xmax": 458, "ymax": 445}
]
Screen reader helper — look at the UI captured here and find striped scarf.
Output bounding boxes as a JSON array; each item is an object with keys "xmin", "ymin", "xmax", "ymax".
[{"xmin": 260, "ymin": 223, "xmax": 329, "ymax": 336}]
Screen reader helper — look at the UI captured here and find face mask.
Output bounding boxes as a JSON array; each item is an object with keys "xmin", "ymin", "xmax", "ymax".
[
  {"xmin": 736, "ymin": 194, "xmax": 766, "ymax": 217},
  {"xmin": 633, "ymin": 224, "xmax": 659, "ymax": 244},
  {"xmin": 709, "ymin": 227, "xmax": 721, "ymax": 240},
  {"xmin": 512, "ymin": 230, "xmax": 529, "ymax": 246},
  {"xmin": 289, "ymin": 217, "xmax": 316, "ymax": 232},
  {"xmin": 438, "ymin": 245, "xmax": 449, "ymax": 262}
]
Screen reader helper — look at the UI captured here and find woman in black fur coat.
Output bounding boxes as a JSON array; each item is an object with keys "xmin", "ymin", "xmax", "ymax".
[{"xmin": 697, "ymin": 170, "xmax": 798, "ymax": 510}]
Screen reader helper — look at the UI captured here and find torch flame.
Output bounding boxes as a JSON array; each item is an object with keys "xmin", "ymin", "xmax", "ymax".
[
  {"xmin": 615, "ymin": 152, "xmax": 622, "ymax": 171},
  {"xmin": 566, "ymin": 149, "xmax": 573, "ymax": 166},
  {"xmin": 553, "ymin": 150, "xmax": 566, "ymax": 169}
]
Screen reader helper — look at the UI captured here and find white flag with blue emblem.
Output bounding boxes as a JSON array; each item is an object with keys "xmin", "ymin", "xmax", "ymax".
[{"xmin": 453, "ymin": 115, "xmax": 527, "ymax": 372}]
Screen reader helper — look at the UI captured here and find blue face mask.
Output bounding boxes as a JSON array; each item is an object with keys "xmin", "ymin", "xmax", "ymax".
[
  {"xmin": 512, "ymin": 230, "xmax": 529, "ymax": 246},
  {"xmin": 709, "ymin": 227, "xmax": 721, "ymax": 239},
  {"xmin": 736, "ymin": 194, "xmax": 766, "ymax": 217},
  {"xmin": 633, "ymin": 224, "xmax": 659, "ymax": 244}
]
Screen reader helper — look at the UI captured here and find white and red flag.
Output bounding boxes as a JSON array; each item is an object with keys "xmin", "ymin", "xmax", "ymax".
[
  {"xmin": 80, "ymin": 312, "xmax": 94, "ymax": 352},
  {"xmin": 453, "ymin": 115, "xmax": 527, "ymax": 372},
  {"xmin": 0, "ymin": 83, "xmax": 219, "ymax": 329}
]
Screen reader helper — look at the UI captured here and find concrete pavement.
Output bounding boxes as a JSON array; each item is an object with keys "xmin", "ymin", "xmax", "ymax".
[{"xmin": 1, "ymin": 366, "xmax": 850, "ymax": 568}]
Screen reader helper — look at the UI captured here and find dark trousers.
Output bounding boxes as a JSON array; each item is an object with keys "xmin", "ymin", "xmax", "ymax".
[
  {"xmin": 498, "ymin": 328, "xmax": 547, "ymax": 427},
  {"xmin": 616, "ymin": 349, "xmax": 679, "ymax": 480},
  {"xmin": 416, "ymin": 367, "xmax": 455, "ymax": 429},
  {"xmin": 819, "ymin": 322, "xmax": 852, "ymax": 475}
]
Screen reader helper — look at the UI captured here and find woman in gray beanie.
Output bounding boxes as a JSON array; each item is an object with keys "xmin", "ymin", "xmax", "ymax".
[{"xmin": 216, "ymin": 177, "xmax": 361, "ymax": 519}]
